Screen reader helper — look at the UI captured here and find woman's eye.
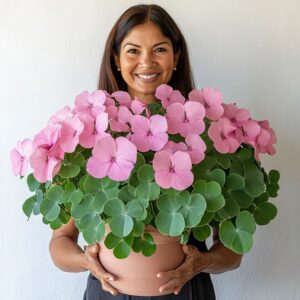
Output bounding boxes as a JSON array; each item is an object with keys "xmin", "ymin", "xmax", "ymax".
[
  {"xmin": 127, "ymin": 49, "xmax": 138, "ymax": 54},
  {"xmin": 155, "ymin": 47, "xmax": 166, "ymax": 53}
]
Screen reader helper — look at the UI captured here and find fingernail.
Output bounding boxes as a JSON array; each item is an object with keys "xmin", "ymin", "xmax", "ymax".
[
  {"xmin": 157, "ymin": 274, "xmax": 160, "ymax": 278},
  {"xmin": 109, "ymin": 277, "xmax": 114, "ymax": 281},
  {"xmin": 111, "ymin": 291, "xmax": 115, "ymax": 295}
]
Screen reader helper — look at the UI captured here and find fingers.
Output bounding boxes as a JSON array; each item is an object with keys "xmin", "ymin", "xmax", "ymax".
[
  {"xmin": 158, "ymin": 279, "xmax": 178, "ymax": 294},
  {"xmin": 83, "ymin": 244, "xmax": 119, "ymax": 295}
]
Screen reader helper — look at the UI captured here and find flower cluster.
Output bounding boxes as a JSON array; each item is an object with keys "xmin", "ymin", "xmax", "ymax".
[{"xmin": 10, "ymin": 84, "xmax": 280, "ymax": 258}]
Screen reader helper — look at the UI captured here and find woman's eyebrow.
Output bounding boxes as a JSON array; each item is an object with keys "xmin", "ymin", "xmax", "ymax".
[{"xmin": 123, "ymin": 41, "xmax": 171, "ymax": 48}]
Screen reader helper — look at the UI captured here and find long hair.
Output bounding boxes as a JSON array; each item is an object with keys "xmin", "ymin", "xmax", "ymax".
[{"xmin": 98, "ymin": 4, "xmax": 195, "ymax": 97}]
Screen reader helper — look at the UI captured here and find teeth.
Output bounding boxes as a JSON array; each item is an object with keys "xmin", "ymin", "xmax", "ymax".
[{"xmin": 137, "ymin": 74, "xmax": 158, "ymax": 79}]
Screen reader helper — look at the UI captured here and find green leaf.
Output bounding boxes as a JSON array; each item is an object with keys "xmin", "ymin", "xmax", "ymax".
[
  {"xmin": 242, "ymin": 160, "xmax": 265, "ymax": 198},
  {"xmin": 69, "ymin": 152, "xmax": 85, "ymax": 167},
  {"xmin": 109, "ymin": 215, "xmax": 134, "ymax": 237},
  {"xmin": 104, "ymin": 232, "xmax": 122, "ymax": 249},
  {"xmin": 62, "ymin": 190, "xmax": 83, "ymax": 204},
  {"xmin": 78, "ymin": 212, "xmax": 102, "ymax": 231},
  {"xmin": 132, "ymin": 237, "xmax": 143, "ymax": 252},
  {"xmin": 113, "ymin": 240, "xmax": 131, "ymax": 259},
  {"xmin": 137, "ymin": 164, "xmax": 154, "ymax": 182},
  {"xmin": 118, "ymin": 186, "xmax": 136, "ymax": 203},
  {"xmin": 238, "ymin": 148, "xmax": 252, "ymax": 161},
  {"xmin": 141, "ymin": 241, "xmax": 156, "ymax": 257},
  {"xmin": 27, "ymin": 174, "xmax": 40, "ymax": 192},
  {"xmin": 22, "ymin": 195, "xmax": 36, "ymax": 219},
  {"xmin": 82, "ymin": 223, "xmax": 105, "ymax": 244},
  {"xmin": 254, "ymin": 192, "xmax": 269, "ymax": 205},
  {"xmin": 208, "ymin": 169, "xmax": 226, "ymax": 187},
  {"xmin": 40, "ymin": 196, "xmax": 60, "ymax": 221},
  {"xmin": 216, "ymin": 153, "xmax": 231, "ymax": 169},
  {"xmin": 193, "ymin": 225, "xmax": 211, "ymax": 241},
  {"xmin": 205, "ymin": 194, "xmax": 225, "ymax": 212},
  {"xmin": 59, "ymin": 164, "xmax": 80, "ymax": 179},
  {"xmin": 155, "ymin": 211, "xmax": 185, "ymax": 236},
  {"xmin": 254, "ymin": 202, "xmax": 277, "ymax": 225},
  {"xmin": 156, "ymin": 193, "xmax": 181, "ymax": 212},
  {"xmin": 269, "ymin": 170, "xmax": 280, "ymax": 183},
  {"xmin": 133, "ymin": 220, "xmax": 145, "ymax": 237},
  {"xmin": 226, "ymin": 174, "xmax": 245, "ymax": 190},
  {"xmin": 193, "ymin": 180, "xmax": 221, "ymax": 198},
  {"xmin": 126, "ymin": 200, "xmax": 144, "ymax": 219},
  {"xmin": 219, "ymin": 211, "xmax": 256, "ymax": 254},
  {"xmin": 83, "ymin": 175, "xmax": 102, "ymax": 194},
  {"xmin": 230, "ymin": 190, "xmax": 253, "ymax": 208},
  {"xmin": 104, "ymin": 199, "xmax": 125, "ymax": 216},
  {"xmin": 217, "ymin": 197, "xmax": 240, "ymax": 219},
  {"xmin": 71, "ymin": 194, "xmax": 93, "ymax": 219},
  {"xmin": 136, "ymin": 182, "xmax": 160, "ymax": 201},
  {"xmin": 199, "ymin": 211, "xmax": 214, "ymax": 226},
  {"xmin": 46, "ymin": 185, "xmax": 63, "ymax": 203}
]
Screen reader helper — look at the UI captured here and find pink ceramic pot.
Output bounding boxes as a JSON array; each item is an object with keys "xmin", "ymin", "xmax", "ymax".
[{"xmin": 98, "ymin": 224, "xmax": 185, "ymax": 296}]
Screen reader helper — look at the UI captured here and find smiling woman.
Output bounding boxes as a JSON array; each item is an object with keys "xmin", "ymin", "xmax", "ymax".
[
  {"xmin": 113, "ymin": 22, "xmax": 179, "ymax": 103},
  {"xmin": 49, "ymin": 4, "xmax": 242, "ymax": 300}
]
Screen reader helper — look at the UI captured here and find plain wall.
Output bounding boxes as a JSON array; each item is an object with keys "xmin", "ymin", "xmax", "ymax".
[{"xmin": 1, "ymin": 0, "xmax": 299, "ymax": 299}]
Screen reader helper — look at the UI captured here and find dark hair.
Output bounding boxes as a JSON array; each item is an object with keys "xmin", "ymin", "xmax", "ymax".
[{"xmin": 98, "ymin": 4, "xmax": 195, "ymax": 97}]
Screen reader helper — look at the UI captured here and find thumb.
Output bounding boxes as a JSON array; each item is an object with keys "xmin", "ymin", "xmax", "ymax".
[{"xmin": 182, "ymin": 244, "xmax": 190, "ymax": 254}]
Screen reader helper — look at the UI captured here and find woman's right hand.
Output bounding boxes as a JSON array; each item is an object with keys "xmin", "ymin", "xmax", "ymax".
[{"xmin": 82, "ymin": 243, "xmax": 119, "ymax": 296}]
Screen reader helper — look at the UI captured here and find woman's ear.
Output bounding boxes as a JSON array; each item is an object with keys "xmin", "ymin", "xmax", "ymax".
[
  {"xmin": 174, "ymin": 49, "xmax": 181, "ymax": 68},
  {"xmin": 113, "ymin": 53, "xmax": 120, "ymax": 70}
]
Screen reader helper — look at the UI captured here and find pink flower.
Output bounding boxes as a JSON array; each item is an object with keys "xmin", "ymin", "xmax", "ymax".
[
  {"xmin": 131, "ymin": 98, "xmax": 147, "ymax": 115},
  {"xmin": 72, "ymin": 90, "xmax": 106, "ymax": 118},
  {"xmin": 78, "ymin": 113, "xmax": 109, "ymax": 148},
  {"xmin": 153, "ymin": 150, "xmax": 193, "ymax": 190},
  {"xmin": 59, "ymin": 115, "xmax": 84, "ymax": 153},
  {"xmin": 258, "ymin": 120, "xmax": 277, "ymax": 155},
  {"xmin": 109, "ymin": 106, "xmax": 132, "ymax": 132},
  {"xmin": 162, "ymin": 141, "xmax": 188, "ymax": 154},
  {"xmin": 222, "ymin": 103, "xmax": 250, "ymax": 127},
  {"xmin": 208, "ymin": 118, "xmax": 240, "ymax": 153},
  {"xmin": 87, "ymin": 135, "xmax": 137, "ymax": 181},
  {"xmin": 30, "ymin": 148, "xmax": 61, "ymax": 183},
  {"xmin": 130, "ymin": 115, "xmax": 168, "ymax": 152},
  {"xmin": 155, "ymin": 84, "xmax": 185, "ymax": 108},
  {"xmin": 48, "ymin": 106, "xmax": 72, "ymax": 126},
  {"xmin": 237, "ymin": 119, "xmax": 261, "ymax": 144},
  {"xmin": 111, "ymin": 91, "xmax": 132, "ymax": 108},
  {"xmin": 185, "ymin": 134, "xmax": 206, "ymax": 164},
  {"xmin": 166, "ymin": 101, "xmax": 205, "ymax": 137},
  {"xmin": 10, "ymin": 139, "xmax": 33, "ymax": 176},
  {"xmin": 188, "ymin": 88, "xmax": 224, "ymax": 121}
]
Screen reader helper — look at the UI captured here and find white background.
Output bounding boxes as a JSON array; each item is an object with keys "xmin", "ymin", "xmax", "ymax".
[{"xmin": 1, "ymin": 0, "xmax": 299, "ymax": 299}]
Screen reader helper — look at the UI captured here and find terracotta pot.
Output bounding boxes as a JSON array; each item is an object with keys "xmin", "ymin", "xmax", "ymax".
[{"xmin": 98, "ymin": 224, "xmax": 185, "ymax": 296}]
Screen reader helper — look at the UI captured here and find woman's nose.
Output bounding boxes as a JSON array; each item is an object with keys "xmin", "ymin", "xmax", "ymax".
[{"xmin": 139, "ymin": 51, "xmax": 156, "ymax": 67}]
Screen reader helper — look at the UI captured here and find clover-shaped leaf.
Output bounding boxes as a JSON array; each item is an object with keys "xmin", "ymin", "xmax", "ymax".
[
  {"xmin": 126, "ymin": 200, "xmax": 144, "ymax": 219},
  {"xmin": 156, "ymin": 193, "xmax": 181, "ymax": 212},
  {"xmin": 254, "ymin": 202, "xmax": 277, "ymax": 225},
  {"xmin": 230, "ymin": 190, "xmax": 253, "ymax": 208},
  {"xmin": 216, "ymin": 197, "xmax": 240, "ymax": 220},
  {"xmin": 71, "ymin": 194, "xmax": 93, "ymax": 219},
  {"xmin": 193, "ymin": 180, "xmax": 221, "ymax": 199},
  {"xmin": 118, "ymin": 186, "xmax": 136, "ymax": 203},
  {"xmin": 269, "ymin": 169, "xmax": 280, "ymax": 183},
  {"xmin": 208, "ymin": 169, "xmax": 226, "ymax": 187},
  {"xmin": 104, "ymin": 199, "xmax": 125, "ymax": 216},
  {"xmin": 242, "ymin": 160, "xmax": 265, "ymax": 198},
  {"xmin": 137, "ymin": 164, "xmax": 154, "ymax": 182},
  {"xmin": 136, "ymin": 182, "xmax": 160, "ymax": 201},
  {"xmin": 205, "ymin": 194, "xmax": 225, "ymax": 212},
  {"xmin": 109, "ymin": 214, "xmax": 134, "ymax": 238},
  {"xmin": 27, "ymin": 173, "xmax": 40, "ymax": 192},
  {"xmin": 193, "ymin": 225, "xmax": 211, "ymax": 241},
  {"xmin": 155, "ymin": 211, "xmax": 185, "ymax": 236},
  {"xmin": 226, "ymin": 173, "xmax": 245, "ymax": 190},
  {"xmin": 219, "ymin": 211, "xmax": 256, "ymax": 254},
  {"xmin": 40, "ymin": 186, "xmax": 63, "ymax": 221},
  {"xmin": 62, "ymin": 190, "xmax": 83, "ymax": 204},
  {"xmin": 82, "ymin": 223, "xmax": 105, "ymax": 244},
  {"xmin": 78, "ymin": 211, "xmax": 102, "ymax": 231},
  {"xmin": 59, "ymin": 164, "xmax": 80, "ymax": 179},
  {"xmin": 104, "ymin": 231, "xmax": 122, "ymax": 249},
  {"xmin": 215, "ymin": 153, "xmax": 231, "ymax": 169}
]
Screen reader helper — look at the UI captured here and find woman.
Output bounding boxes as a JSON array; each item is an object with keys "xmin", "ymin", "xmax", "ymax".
[{"xmin": 49, "ymin": 4, "xmax": 242, "ymax": 299}]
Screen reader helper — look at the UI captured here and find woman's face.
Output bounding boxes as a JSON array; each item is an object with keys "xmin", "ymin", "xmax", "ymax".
[{"xmin": 114, "ymin": 22, "xmax": 179, "ymax": 103}]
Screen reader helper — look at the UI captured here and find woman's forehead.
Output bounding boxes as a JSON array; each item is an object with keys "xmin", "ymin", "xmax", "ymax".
[{"xmin": 120, "ymin": 22, "xmax": 171, "ymax": 47}]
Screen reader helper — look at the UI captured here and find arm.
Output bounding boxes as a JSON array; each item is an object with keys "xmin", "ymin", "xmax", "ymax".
[
  {"xmin": 49, "ymin": 218, "xmax": 120, "ymax": 295},
  {"xmin": 49, "ymin": 218, "xmax": 86, "ymax": 272},
  {"xmin": 199, "ymin": 227, "xmax": 243, "ymax": 274}
]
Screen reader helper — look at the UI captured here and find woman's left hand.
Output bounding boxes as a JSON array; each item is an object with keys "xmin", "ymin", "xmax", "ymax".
[{"xmin": 156, "ymin": 244, "xmax": 211, "ymax": 295}]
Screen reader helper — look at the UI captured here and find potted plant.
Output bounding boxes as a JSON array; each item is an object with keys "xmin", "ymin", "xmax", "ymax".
[{"xmin": 11, "ymin": 84, "xmax": 279, "ymax": 296}]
